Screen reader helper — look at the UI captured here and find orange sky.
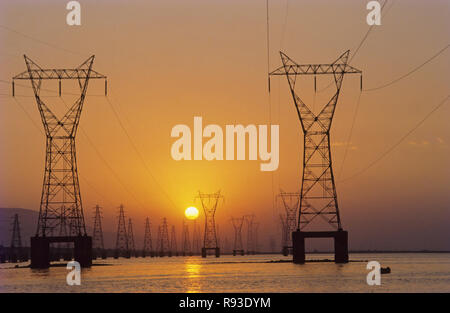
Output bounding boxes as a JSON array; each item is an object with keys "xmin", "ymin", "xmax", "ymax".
[{"xmin": 0, "ymin": 0, "xmax": 449, "ymax": 250}]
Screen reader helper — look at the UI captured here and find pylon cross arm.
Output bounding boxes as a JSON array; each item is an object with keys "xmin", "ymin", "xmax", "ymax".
[
  {"xmin": 13, "ymin": 69, "xmax": 106, "ymax": 80},
  {"xmin": 269, "ymin": 63, "xmax": 361, "ymax": 76}
]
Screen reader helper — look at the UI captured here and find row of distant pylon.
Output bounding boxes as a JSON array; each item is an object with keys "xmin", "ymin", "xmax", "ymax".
[{"xmin": 91, "ymin": 205, "xmax": 204, "ymax": 259}]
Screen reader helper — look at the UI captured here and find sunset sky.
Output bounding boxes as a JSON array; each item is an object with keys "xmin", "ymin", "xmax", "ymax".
[{"xmin": 0, "ymin": 0, "xmax": 449, "ymax": 251}]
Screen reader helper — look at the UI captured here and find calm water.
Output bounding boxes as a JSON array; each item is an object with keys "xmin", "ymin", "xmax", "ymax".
[{"xmin": 0, "ymin": 253, "xmax": 449, "ymax": 292}]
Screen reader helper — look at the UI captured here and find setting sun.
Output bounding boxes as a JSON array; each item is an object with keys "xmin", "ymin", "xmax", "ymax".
[{"xmin": 185, "ymin": 206, "xmax": 199, "ymax": 220}]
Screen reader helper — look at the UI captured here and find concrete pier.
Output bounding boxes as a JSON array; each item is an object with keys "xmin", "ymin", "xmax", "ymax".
[
  {"xmin": 30, "ymin": 235, "xmax": 92, "ymax": 269},
  {"xmin": 292, "ymin": 230, "xmax": 349, "ymax": 264}
]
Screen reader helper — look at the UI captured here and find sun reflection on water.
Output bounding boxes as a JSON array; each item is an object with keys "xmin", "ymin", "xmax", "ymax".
[{"xmin": 184, "ymin": 259, "xmax": 202, "ymax": 293}]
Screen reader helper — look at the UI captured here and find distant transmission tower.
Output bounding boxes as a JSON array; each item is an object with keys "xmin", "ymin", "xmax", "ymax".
[
  {"xmin": 13, "ymin": 55, "xmax": 107, "ymax": 268},
  {"xmin": 9, "ymin": 214, "xmax": 22, "ymax": 263},
  {"xmin": 196, "ymin": 191, "xmax": 223, "ymax": 258},
  {"xmin": 158, "ymin": 218, "xmax": 170, "ymax": 257},
  {"xmin": 277, "ymin": 192, "xmax": 300, "ymax": 256},
  {"xmin": 92, "ymin": 205, "xmax": 106, "ymax": 259},
  {"xmin": 253, "ymin": 222, "xmax": 259, "ymax": 254},
  {"xmin": 270, "ymin": 51, "xmax": 362, "ymax": 263},
  {"xmin": 182, "ymin": 221, "xmax": 191, "ymax": 256},
  {"xmin": 114, "ymin": 205, "xmax": 129, "ymax": 258},
  {"xmin": 192, "ymin": 220, "xmax": 201, "ymax": 255},
  {"xmin": 230, "ymin": 217, "xmax": 244, "ymax": 256},
  {"xmin": 169, "ymin": 225, "xmax": 178, "ymax": 257},
  {"xmin": 127, "ymin": 218, "xmax": 136, "ymax": 257},
  {"xmin": 143, "ymin": 218, "xmax": 153, "ymax": 257},
  {"xmin": 244, "ymin": 214, "xmax": 255, "ymax": 255},
  {"xmin": 279, "ymin": 214, "xmax": 287, "ymax": 255}
]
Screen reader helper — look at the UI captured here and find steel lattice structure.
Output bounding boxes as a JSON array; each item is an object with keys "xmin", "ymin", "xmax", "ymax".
[
  {"xmin": 115, "ymin": 204, "xmax": 129, "ymax": 258},
  {"xmin": 244, "ymin": 214, "xmax": 255, "ymax": 254},
  {"xmin": 92, "ymin": 205, "xmax": 105, "ymax": 252},
  {"xmin": 230, "ymin": 217, "xmax": 244, "ymax": 255},
  {"xmin": 277, "ymin": 191, "xmax": 300, "ymax": 252},
  {"xmin": 10, "ymin": 214, "xmax": 22, "ymax": 249},
  {"xmin": 182, "ymin": 221, "xmax": 191, "ymax": 256},
  {"xmin": 13, "ymin": 55, "xmax": 107, "ymax": 237},
  {"xmin": 158, "ymin": 218, "xmax": 170, "ymax": 256},
  {"xmin": 270, "ymin": 51, "xmax": 362, "ymax": 231},
  {"xmin": 127, "ymin": 218, "xmax": 136, "ymax": 257},
  {"xmin": 143, "ymin": 217, "xmax": 153, "ymax": 257},
  {"xmin": 196, "ymin": 191, "xmax": 223, "ymax": 255}
]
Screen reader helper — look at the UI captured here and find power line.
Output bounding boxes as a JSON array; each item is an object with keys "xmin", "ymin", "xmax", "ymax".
[
  {"xmin": 339, "ymin": 94, "xmax": 450, "ymax": 183},
  {"xmin": 317, "ymin": 0, "xmax": 390, "ymax": 92},
  {"xmin": 105, "ymin": 96, "xmax": 178, "ymax": 211},
  {"xmin": 363, "ymin": 44, "xmax": 449, "ymax": 92},
  {"xmin": 337, "ymin": 91, "xmax": 362, "ymax": 180},
  {"xmin": 57, "ymin": 97, "xmax": 148, "ymax": 209},
  {"xmin": 0, "ymin": 24, "xmax": 85, "ymax": 56}
]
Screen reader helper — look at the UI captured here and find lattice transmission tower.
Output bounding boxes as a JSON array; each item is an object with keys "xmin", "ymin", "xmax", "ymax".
[
  {"xmin": 169, "ymin": 225, "xmax": 178, "ymax": 257},
  {"xmin": 195, "ymin": 191, "xmax": 223, "ymax": 258},
  {"xmin": 143, "ymin": 217, "xmax": 153, "ymax": 257},
  {"xmin": 192, "ymin": 220, "xmax": 201, "ymax": 255},
  {"xmin": 277, "ymin": 191, "xmax": 300, "ymax": 255},
  {"xmin": 114, "ymin": 205, "xmax": 129, "ymax": 258},
  {"xmin": 244, "ymin": 214, "xmax": 255, "ymax": 255},
  {"xmin": 182, "ymin": 221, "xmax": 191, "ymax": 256},
  {"xmin": 230, "ymin": 217, "xmax": 244, "ymax": 256},
  {"xmin": 270, "ymin": 50, "xmax": 362, "ymax": 263},
  {"xmin": 158, "ymin": 218, "xmax": 170, "ymax": 257},
  {"xmin": 13, "ymin": 55, "xmax": 107, "ymax": 268},
  {"xmin": 127, "ymin": 218, "xmax": 136, "ymax": 257},
  {"xmin": 92, "ymin": 205, "xmax": 106, "ymax": 259},
  {"xmin": 9, "ymin": 214, "xmax": 23, "ymax": 263}
]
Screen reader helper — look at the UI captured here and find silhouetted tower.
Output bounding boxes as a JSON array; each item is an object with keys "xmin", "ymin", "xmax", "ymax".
[
  {"xmin": 277, "ymin": 192, "xmax": 300, "ymax": 255},
  {"xmin": 169, "ymin": 225, "xmax": 178, "ymax": 257},
  {"xmin": 142, "ymin": 218, "xmax": 153, "ymax": 257},
  {"xmin": 13, "ymin": 55, "xmax": 107, "ymax": 268},
  {"xmin": 253, "ymin": 222, "xmax": 260, "ymax": 254},
  {"xmin": 230, "ymin": 217, "xmax": 244, "ymax": 256},
  {"xmin": 9, "ymin": 214, "xmax": 22, "ymax": 262},
  {"xmin": 270, "ymin": 51, "xmax": 362, "ymax": 263},
  {"xmin": 182, "ymin": 221, "xmax": 191, "ymax": 256},
  {"xmin": 114, "ymin": 205, "xmax": 129, "ymax": 258},
  {"xmin": 279, "ymin": 214, "xmax": 288, "ymax": 255},
  {"xmin": 92, "ymin": 205, "xmax": 106, "ymax": 259},
  {"xmin": 192, "ymin": 220, "xmax": 201, "ymax": 255},
  {"xmin": 158, "ymin": 218, "xmax": 170, "ymax": 257},
  {"xmin": 127, "ymin": 218, "xmax": 136, "ymax": 257},
  {"xmin": 196, "ymin": 191, "xmax": 223, "ymax": 258},
  {"xmin": 244, "ymin": 214, "xmax": 255, "ymax": 255}
]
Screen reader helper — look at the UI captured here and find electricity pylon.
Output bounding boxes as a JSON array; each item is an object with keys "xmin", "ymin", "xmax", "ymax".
[
  {"xmin": 279, "ymin": 214, "xmax": 287, "ymax": 255},
  {"xmin": 158, "ymin": 218, "xmax": 170, "ymax": 257},
  {"xmin": 143, "ymin": 217, "xmax": 153, "ymax": 257},
  {"xmin": 169, "ymin": 225, "xmax": 178, "ymax": 257},
  {"xmin": 92, "ymin": 205, "xmax": 106, "ymax": 259},
  {"xmin": 195, "ymin": 191, "xmax": 223, "ymax": 258},
  {"xmin": 182, "ymin": 221, "xmax": 191, "ymax": 256},
  {"xmin": 270, "ymin": 51, "xmax": 362, "ymax": 263},
  {"xmin": 127, "ymin": 218, "xmax": 136, "ymax": 257},
  {"xmin": 13, "ymin": 55, "xmax": 107, "ymax": 268},
  {"xmin": 277, "ymin": 191, "xmax": 300, "ymax": 255},
  {"xmin": 9, "ymin": 214, "xmax": 22, "ymax": 263},
  {"xmin": 253, "ymin": 222, "xmax": 259, "ymax": 254},
  {"xmin": 230, "ymin": 217, "xmax": 244, "ymax": 256},
  {"xmin": 114, "ymin": 204, "xmax": 129, "ymax": 258},
  {"xmin": 244, "ymin": 214, "xmax": 255, "ymax": 255},
  {"xmin": 192, "ymin": 220, "xmax": 201, "ymax": 255}
]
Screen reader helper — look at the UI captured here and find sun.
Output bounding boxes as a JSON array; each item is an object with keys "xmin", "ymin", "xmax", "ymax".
[{"xmin": 185, "ymin": 206, "xmax": 199, "ymax": 220}]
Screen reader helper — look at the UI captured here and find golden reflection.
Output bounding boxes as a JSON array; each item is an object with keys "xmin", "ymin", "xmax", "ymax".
[{"xmin": 184, "ymin": 259, "xmax": 202, "ymax": 293}]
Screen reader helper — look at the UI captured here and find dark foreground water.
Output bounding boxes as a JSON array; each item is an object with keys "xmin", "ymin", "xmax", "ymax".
[{"xmin": 0, "ymin": 253, "xmax": 449, "ymax": 292}]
